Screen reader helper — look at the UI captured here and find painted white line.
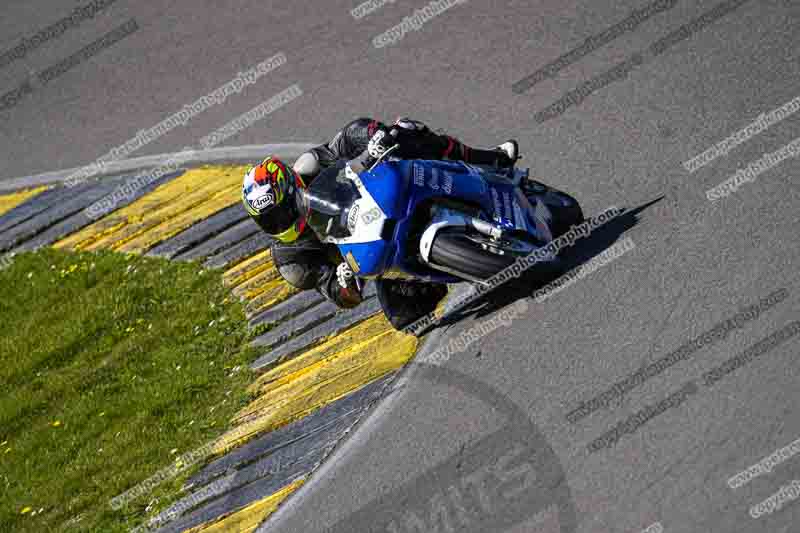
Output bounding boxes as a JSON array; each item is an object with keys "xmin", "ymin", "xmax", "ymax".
[
  {"xmin": 257, "ymin": 325, "xmax": 450, "ymax": 532},
  {"xmin": 0, "ymin": 143, "xmax": 317, "ymax": 193}
]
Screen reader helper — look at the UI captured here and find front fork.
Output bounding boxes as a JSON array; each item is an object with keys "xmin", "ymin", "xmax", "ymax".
[
  {"xmin": 417, "ymin": 205, "xmax": 559, "ymax": 287},
  {"xmin": 418, "ymin": 206, "xmax": 506, "ymax": 264}
]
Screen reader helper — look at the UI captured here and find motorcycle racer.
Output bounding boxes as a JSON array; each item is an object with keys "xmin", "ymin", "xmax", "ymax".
[{"xmin": 242, "ymin": 117, "xmax": 519, "ymax": 329}]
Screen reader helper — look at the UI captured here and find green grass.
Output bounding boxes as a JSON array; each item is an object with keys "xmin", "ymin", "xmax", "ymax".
[{"xmin": 0, "ymin": 248, "xmax": 260, "ymax": 532}]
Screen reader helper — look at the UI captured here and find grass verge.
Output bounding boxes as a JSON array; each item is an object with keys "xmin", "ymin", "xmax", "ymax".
[{"xmin": 0, "ymin": 248, "xmax": 260, "ymax": 532}]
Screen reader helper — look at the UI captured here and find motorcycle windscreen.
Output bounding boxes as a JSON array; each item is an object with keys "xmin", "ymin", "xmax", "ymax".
[{"xmin": 302, "ymin": 167, "xmax": 362, "ymax": 241}]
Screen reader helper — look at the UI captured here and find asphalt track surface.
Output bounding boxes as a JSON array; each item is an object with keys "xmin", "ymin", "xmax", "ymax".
[{"xmin": 2, "ymin": 1, "xmax": 799, "ymax": 532}]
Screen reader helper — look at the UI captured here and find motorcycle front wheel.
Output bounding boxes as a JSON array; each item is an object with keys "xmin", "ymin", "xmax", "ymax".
[{"xmin": 429, "ymin": 229, "xmax": 520, "ymax": 280}]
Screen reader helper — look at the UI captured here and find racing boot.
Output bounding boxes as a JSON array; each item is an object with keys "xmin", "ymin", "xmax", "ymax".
[{"xmin": 495, "ymin": 140, "xmax": 520, "ymax": 168}]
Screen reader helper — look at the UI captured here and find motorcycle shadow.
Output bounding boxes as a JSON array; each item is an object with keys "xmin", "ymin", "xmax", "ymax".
[{"xmin": 436, "ymin": 196, "xmax": 664, "ymax": 327}]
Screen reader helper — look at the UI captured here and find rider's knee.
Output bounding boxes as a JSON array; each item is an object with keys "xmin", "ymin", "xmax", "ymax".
[{"xmin": 277, "ymin": 263, "xmax": 317, "ymax": 290}]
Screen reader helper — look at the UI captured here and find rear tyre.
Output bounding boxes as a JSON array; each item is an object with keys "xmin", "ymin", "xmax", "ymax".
[
  {"xmin": 550, "ymin": 199, "xmax": 584, "ymax": 239},
  {"xmin": 429, "ymin": 230, "xmax": 517, "ymax": 280},
  {"xmin": 521, "ymin": 179, "xmax": 584, "ymax": 238}
]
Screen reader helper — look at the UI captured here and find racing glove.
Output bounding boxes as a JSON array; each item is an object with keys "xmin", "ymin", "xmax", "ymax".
[
  {"xmin": 365, "ymin": 126, "xmax": 399, "ymax": 165},
  {"xmin": 335, "ymin": 262, "xmax": 363, "ymax": 307}
]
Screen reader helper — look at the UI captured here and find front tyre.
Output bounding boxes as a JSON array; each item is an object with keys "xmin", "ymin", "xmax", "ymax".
[
  {"xmin": 429, "ymin": 230, "xmax": 518, "ymax": 280},
  {"xmin": 549, "ymin": 196, "xmax": 584, "ymax": 239}
]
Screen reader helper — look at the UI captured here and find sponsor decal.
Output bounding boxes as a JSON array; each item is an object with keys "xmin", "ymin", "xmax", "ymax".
[
  {"xmin": 442, "ymin": 172, "xmax": 454, "ymax": 194},
  {"xmin": 531, "ymin": 198, "xmax": 554, "ymax": 242},
  {"xmin": 428, "ymin": 167, "xmax": 440, "ymax": 190},
  {"xmin": 413, "ymin": 163, "xmax": 426, "ymax": 187},
  {"xmin": 347, "ymin": 204, "xmax": 361, "ymax": 232},
  {"xmin": 248, "ymin": 187, "xmax": 275, "ymax": 212},
  {"xmin": 361, "ymin": 207, "xmax": 382, "ymax": 226},
  {"xmin": 345, "ymin": 251, "xmax": 361, "ymax": 273}
]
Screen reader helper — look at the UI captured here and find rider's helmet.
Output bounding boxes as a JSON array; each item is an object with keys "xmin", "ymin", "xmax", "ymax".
[{"xmin": 242, "ymin": 156, "xmax": 308, "ymax": 243}]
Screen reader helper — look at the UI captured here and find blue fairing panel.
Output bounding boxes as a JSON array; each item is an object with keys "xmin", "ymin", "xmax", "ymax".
[
  {"xmin": 359, "ymin": 160, "xmax": 413, "ymax": 219},
  {"xmin": 350, "ymin": 159, "xmax": 546, "ymax": 279},
  {"xmin": 339, "ymin": 241, "xmax": 392, "ymax": 277}
]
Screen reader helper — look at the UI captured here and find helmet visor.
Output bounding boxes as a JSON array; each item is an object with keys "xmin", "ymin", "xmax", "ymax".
[{"xmin": 255, "ymin": 199, "xmax": 299, "ymax": 236}]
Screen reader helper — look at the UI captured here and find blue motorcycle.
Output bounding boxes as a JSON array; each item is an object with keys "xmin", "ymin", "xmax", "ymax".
[{"xmin": 300, "ymin": 147, "xmax": 583, "ymax": 321}]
